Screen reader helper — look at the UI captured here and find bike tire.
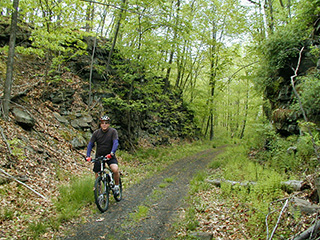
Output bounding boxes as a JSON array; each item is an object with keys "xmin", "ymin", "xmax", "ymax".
[
  {"xmin": 94, "ymin": 176, "xmax": 109, "ymax": 213},
  {"xmin": 113, "ymin": 177, "xmax": 122, "ymax": 202}
]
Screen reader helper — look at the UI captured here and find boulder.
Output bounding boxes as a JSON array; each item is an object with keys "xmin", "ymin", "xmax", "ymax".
[
  {"xmin": 71, "ymin": 135, "xmax": 87, "ymax": 149},
  {"xmin": 71, "ymin": 115, "xmax": 93, "ymax": 129},
  {"xmin": 53, "ymin": 112, "xmax": 69, "ymax": 124},
  {"xmin": 11, "ymin": 108, "xmax": 36, "ymax": 130}
]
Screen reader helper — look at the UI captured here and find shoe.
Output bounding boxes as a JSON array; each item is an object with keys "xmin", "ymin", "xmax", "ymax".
[{"xmin": 113, "ymin": 185, "xmax": 120, "ymax": 195}]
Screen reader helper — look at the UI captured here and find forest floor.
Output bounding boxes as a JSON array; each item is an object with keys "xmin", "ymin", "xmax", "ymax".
[{"xmin": 57, "ymin": 146, "xmax": 239, "ymax": 240}]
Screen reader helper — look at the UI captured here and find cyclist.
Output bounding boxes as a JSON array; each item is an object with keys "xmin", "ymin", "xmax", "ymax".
[{"xmin": 86, "ymin": 115, "xmax": 120, "ymax": 195}]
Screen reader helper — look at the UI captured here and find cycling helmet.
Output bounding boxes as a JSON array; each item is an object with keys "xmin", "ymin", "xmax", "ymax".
[{"xmin": 100, "ymin": 115, "xmax": 110, "ymax": 121}]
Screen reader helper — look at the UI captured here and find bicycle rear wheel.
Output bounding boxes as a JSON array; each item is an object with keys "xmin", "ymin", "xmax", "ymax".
[
  {"xmin": 113, "ymin": 177, "xmax": 122, "ymax": 202},
  {"xmin": 94, "ymin": 176, "xmax": 109, "ymax": 212}
]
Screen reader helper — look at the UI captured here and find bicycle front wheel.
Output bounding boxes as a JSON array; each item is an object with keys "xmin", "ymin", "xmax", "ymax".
[{"xmin": 94, "ymin": 176, "xmax": 109, "ymax": 213}]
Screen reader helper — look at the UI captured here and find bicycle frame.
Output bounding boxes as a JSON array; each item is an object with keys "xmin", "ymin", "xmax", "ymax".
[
  {"xmin": 96, "ymin": 156, "xmax": 114, "ymax": 188},
  {"xmin": 91, "ymin": 156, "xmax": 122, "ymax": 212}
]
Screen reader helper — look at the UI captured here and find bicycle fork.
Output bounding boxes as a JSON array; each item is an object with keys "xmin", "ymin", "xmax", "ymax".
[{"xmin": 107, "ymin": 170, "xmax": 115, "ymax": 191}]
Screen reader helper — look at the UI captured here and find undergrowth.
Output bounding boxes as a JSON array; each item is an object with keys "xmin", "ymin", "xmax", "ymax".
[
  {"xmin": 173, "ymin": 129, "xmax": 320, "ymax": 239},
  {"xmin": 218, "ymin": 145, "xmax": 285, "ymax": 238}
]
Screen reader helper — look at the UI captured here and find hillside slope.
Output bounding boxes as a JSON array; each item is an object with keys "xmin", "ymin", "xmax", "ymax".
[{"xmin": 0, "ymin": 23, "xmax": 199, "ymax": 238}]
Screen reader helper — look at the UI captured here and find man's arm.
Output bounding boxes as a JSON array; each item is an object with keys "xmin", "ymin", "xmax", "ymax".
[
  {"xmin": 86, "ymin": 141, "xmax": 94, "ymax": 157},
  {"xmin": 111, "ymin": 139, "xmax": 119, "ymax": 155}
]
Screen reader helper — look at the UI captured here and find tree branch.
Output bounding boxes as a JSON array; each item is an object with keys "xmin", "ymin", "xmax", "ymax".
[
  {"xmin": 268, "ymin": 198, "xmax": 289, "ymax": 240},
  {"xmin": 227, "ymin": 60, "xmax": 259, "ymax": 83},
  {"xmin": 0, "ymin": 168, "xmax": 47, "ymax": 200},
  {"xmin": 80, "ymin": 0, "xmax": 142, "ymax": 16},
  {"xmin": 246, "ymin": 0, "xmax": 261, "ymax": 6}
]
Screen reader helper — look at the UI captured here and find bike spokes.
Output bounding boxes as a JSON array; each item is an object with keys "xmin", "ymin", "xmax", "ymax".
[{"xmin": 94, "ymin": 177, "xmax": 109, "ymax": 212}]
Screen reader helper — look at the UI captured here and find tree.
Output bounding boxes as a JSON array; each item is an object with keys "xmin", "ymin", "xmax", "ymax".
[
  {"xmin": 2, "ymin": 0, "xmax": 19, "ymax": 119},
  {"xmin": 106, "ymin": 0, "xmax": 127, "ymax": 76}
]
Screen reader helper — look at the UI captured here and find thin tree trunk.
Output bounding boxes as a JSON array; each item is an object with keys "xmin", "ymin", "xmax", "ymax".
[
  {"xmin": 205, "ymin": 115, "xmax": 211, "ymax": 138},
  {"xmin": 85, "ymin": 2, "xmax": 94, "ymax": 32},
  {"xmin": 0, "ymin": 168, "xmax": 47, "ymax": 200},
  {"xmin": 165, "ymin": 50, "xmax": 174, "ymax": 90},
  {"xmin": 265, "ymin": 0, "xmax": 274, "ymax": 34},
  {"xmin": 239, "ymin": 78, "xmax": 249, "ymax": 139},
  {"xmin": 88, "ymin": 35, "xmax": 97, "ymax": 106},
  {"xmin": 164, "ymin": 0, "xmax": 180, "ymax": 90},
  {"xmin": 208, "ymin": 21, "xmax": 217, "ymax": 141},
  {"xmin": 88, "ymin": 14, "xmax": 105, "ymax": 107},
  {"xmin": 2, "ymin": 0, "xmax": 19, "ymax": 119},
  {"xmin": 106, "ymin": 0, "xmax": 126, "ymax": 77}
]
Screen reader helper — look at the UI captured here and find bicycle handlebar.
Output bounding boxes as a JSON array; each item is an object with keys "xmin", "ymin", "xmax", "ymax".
[{"xmin": 91, "ymin": 156, "xmax": 111, "ymax": 163}]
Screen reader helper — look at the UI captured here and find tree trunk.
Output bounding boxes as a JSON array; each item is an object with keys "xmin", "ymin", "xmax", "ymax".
[
  {"xmin": 85, "ymin": 2, "xmax": 94, "ymax": 32},
  {"xmin": 208, "ymin": 21, "xmax": 217, "ymax": 140},
  {"xmin": 2, "ymin": 0, "xmax": 19, "ymax": 119},
  {"xmin": 265, "ymin": 0, "xmax": 274, "ymax": 34},
  {"xmin": 239, "ymin": 78, "xmax": 249, "ymax": 139},
  {"xmin": 164, "ymin": 0, "xmax": 181, "ymax": 91},
  {"xmin": 106, "ymin": 0, "xmax": 126, "ymax": 77}
]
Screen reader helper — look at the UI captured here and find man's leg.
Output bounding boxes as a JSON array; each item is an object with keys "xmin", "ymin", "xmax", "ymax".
[{"xmin": 110, "ymin": 163, "xmax": 119, "ymax": 185}]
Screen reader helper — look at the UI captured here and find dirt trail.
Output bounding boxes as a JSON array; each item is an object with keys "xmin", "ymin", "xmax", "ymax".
[{"xmin": 63, "ymin": 146, "xmax": 225, "ymax": 240}]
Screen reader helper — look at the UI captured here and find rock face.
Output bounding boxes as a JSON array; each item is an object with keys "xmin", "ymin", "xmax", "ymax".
[
  {"xmin": 0, "ymin": 19, "xmax": 32, "ymax": 48},
  {"xmin": 3, "ymin": 20, "xmax": 199, "ymax": 151},
  {"xmin": 62, "ymin": 37, "xmax": 199, "ymax": 150},
  {"xmin": 265, "ymin": 20, "xmax": 320, "ymax": 137}
]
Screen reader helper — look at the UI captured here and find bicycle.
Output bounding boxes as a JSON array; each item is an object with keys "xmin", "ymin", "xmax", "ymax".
[{"xmin": 91, "ymin": 156, "xmax": 123, "ymax": 213}]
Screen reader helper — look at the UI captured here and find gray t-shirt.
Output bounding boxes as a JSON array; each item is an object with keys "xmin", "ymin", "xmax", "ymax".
[{"xmin": 90, "ymin": 127, "xmax": 118, "ymax": 157}]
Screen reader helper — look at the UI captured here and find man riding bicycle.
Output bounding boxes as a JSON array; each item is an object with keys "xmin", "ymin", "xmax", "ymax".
[{"xmin": 86, "ymin": 115, "xmax": 120, "ymax": 195}]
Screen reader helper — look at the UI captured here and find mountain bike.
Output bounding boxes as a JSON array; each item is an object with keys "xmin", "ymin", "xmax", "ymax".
[{"xmin": 91, "ymin": 156, "xmax": 122, "ymax": 213}]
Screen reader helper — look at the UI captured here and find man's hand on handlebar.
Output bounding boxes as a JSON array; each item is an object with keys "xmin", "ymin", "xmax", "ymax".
[
  {"xmin": 106, "ymin": 154, "xmax": 112, "ymax": 159},
  {"xmin": 86, "ymin": 157, "xmax": 92, "ymax": 162}
]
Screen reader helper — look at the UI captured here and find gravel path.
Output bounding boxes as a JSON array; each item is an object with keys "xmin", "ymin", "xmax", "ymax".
[{"xmin": 64, "ymin": 146, "xmax": 225, "ymax": 240}]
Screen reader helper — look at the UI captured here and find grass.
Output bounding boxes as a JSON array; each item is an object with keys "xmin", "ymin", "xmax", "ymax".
[
  {"xmin": 213, "ymin": 144, "xmax": 288, "ymax": 237},
  {"xmin": 28, "ymin": 221, "xmax": 48, "ymax": 239},
  {"xmin": 118, "ymin": 140, "xmax": 215, "ymax": 187},
  {"xmin": 164, "ymin": 177, "xmax": 174, "ymax": 183},
  {"xmin": 172, "ymin": 137, "xmax": 300, "ymax": 239},
  {"xmin": 53, "ymin": 174, "xmax": 95, "ymax": 224},
  {"xmin": 171, "ymin": 171, "xmax": 209, "ymax": 239},
  {"xmin": 129, "ymin": 205, "xmax": 150, "ymax": 222}
]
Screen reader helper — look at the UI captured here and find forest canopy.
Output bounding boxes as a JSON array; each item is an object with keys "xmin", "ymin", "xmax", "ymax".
[{"xmin": 0, "ymin": 0, "xmax": 319, "ymax": 143}]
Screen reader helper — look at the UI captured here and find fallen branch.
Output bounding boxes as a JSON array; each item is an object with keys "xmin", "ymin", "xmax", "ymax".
[
  {"xmin": 0, "ymin": 125, "xmax": 12, "ymax": 155},
  {"xmin": 206, "ymin": 178, "xmax": 256, "ymax": 187},
  {"xmin": 268, "ymin": 198, "xmax": 289, "ymax": 240},
  {"xmin": 206, "ymin": 179, "xmax": 307, "ymax": 192},
  {"xmin": 0, "ymin": 168, "xmax": 47, "ymax": 200},
  {"xmin": 292, "ymin": 220, "xmax": 320, "ymax": 240}
]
